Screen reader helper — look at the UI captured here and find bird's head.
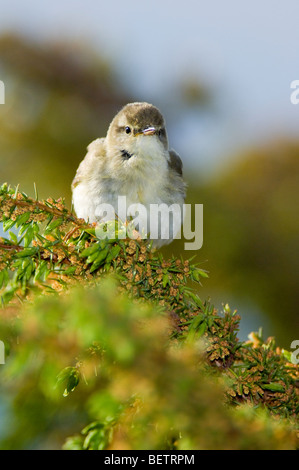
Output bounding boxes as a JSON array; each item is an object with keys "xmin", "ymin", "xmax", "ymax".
[{"xmin": 106, "ymin": 102, "xmax": 169, "ymax": 172}]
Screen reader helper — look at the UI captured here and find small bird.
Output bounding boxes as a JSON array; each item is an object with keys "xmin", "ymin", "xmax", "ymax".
[{"xmin": 72, "ymin": 102, "xmax": 186, "ymax": 246}]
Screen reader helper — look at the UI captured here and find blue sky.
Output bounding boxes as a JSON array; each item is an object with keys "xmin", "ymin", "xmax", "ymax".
[{"xmin": 0, "ymin": 0, "xmax": 299, "ymax": 171}]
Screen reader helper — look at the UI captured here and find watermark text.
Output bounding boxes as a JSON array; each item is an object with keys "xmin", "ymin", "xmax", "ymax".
[
  {"xmin": 0, "ymin": 340, "xmax": 5, "ymax": 364},
  {"xmin": 94, "ymin": 197, "xmax": 203, "ymax": 250},
  {"xmin": 290, "ymin": 340, "xmax": 299, "ymax": 365},
  {"xmin": 0, "ymin": 80, "xmax": 5, "ymax": 104},
  {"xmin": 290, "ymin": 80, "xmax": 299, "ymax": 104}
]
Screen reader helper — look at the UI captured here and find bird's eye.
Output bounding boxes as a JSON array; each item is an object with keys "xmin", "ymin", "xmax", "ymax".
[{"xmin": 125, "ymin": 126, "xmax": 131, "ymax": 134}]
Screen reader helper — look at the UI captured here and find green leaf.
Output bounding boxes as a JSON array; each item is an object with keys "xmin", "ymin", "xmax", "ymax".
[
  {"xmin": 81, "ymin": 421, "xmax": 105, "ymax": 435},
  {"xmin": 262, "ymin": 383, "xmax": 285, "ymax": 392},
  {"xmin": 3, "ymin": 219, "xmax": 16, "ymax": 232},
  {"xmin": 82, "ymin": 227, "xmax": 96, "ymax": 237},
  {"xmin": 105, "ymin": 245, "xmax": 121, "ymax": 264},
  {"xmin": 9, "ymin": 231, "xmax": 18, "ymax": 244},
  {"xmin": 15, "ymin": 247, "xmax": 38, "ymax": 258},
  {"xmin": 57, "ymin": 367, "xmax": 80, "ymax": 397},
  {"xmin": 86, "ymin": 250, "xmax": 101, "ymax": 265},
  {"xmin": 0, "ymin": 269, "xmax": 9, "ymax": 289},
  {"xmin": 45, "ymin": 217, "xmax": 64, "ymax": 234},
  {"xmin": 34, "ymin": 260, "xmax": 50, "ymax": 282},
  {"xmin": 23, "ymin": 225, "xmax": 35, "ymax": 248},
  {"xmin": 162, "ymin": 273, "xmax": 170, "ymax": 288},
  {"xmin": 15, "ymin": 211, "xmax": 31, "ymax": 228},
  {"xmin": 188, "ymin": 313, "xmax": 205, "ymax": 332},
  {"xmin": 187, "ymin": 320, "xmax": 207, "ymax": 343},
  {"xmin": 80, "ymin": 243, "xmax": 100, "ymax": 258},
  {"xmin": 196, "ymin": 268, "xmax": 209, "ymax": 279},
  {"xmin": 62, "ymin": 435, "xmax": 84, "ymax": 451},
  {"xmin": 62, "ymin": 266, "xmax": 77, "ymax": 275},
  {"xmin": 185, "ymin": 291, "xmax": 205, "ymax": 310},
  {"xmin": 89, "ymin": 248, "xmax": 110, "ymax": 273},
  {"xmin": 197, "ymin": 321, "xmax": 207, "ymax": 337},
  {"xmin": 83, "ymin": 429, "xmax": 100, "ymax": 450},
  {"xmin": 24, "ymin": 260, "xmax": 34, "ymax": 281}
]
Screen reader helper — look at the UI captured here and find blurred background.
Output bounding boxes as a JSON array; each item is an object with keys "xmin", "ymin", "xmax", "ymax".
[{"xmin": 0, "ymin": 0, "xmax": 298, "ymax": 346}]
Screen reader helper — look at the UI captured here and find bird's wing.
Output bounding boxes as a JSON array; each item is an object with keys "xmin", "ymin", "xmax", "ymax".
[
  {"xmin": 71, "ymin": 138, "xmax": 106, "ymax": 189},
  {"xmin": 168, "ymin": 149, "xmax": 183, "ymax": 176}
]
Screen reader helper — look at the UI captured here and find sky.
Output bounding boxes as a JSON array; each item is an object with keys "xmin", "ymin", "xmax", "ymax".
[{"xmin": 0, "ymin": 0, "xmax": 299, "ymax": 171}]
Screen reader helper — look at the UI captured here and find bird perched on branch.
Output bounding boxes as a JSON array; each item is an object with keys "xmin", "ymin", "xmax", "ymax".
[{"xmin": 72, "ymin": 102, "xmax": 186, "ymax": 246}]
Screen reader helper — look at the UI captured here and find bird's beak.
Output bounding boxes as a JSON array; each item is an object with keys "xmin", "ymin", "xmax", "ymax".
[{"xmin": 135, "ymin": 127, "xmax": 156, "ymax": 137}]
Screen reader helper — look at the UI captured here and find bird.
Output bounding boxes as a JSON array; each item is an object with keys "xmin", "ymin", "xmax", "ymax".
[{"xmin": 72, "ymin": 102, "xmax": 186, "ymax": 247}]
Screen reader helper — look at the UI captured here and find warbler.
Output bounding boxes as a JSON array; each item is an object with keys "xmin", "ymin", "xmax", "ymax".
[{"xmin": 72, "ymin": 102, "xmax": 186, "ymax": 246}]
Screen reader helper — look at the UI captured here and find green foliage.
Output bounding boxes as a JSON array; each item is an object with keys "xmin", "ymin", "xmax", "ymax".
[
  {"xmin": 0, "ymin": 183, "xmax": 205, "ymax": 303},
  {"xmin": 0, "ymin": 185, "xmax": 298, "ymax": 450},
  {"xmin": 184, "ymin": 142, "xmax": 299, "ymax": 346}
]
